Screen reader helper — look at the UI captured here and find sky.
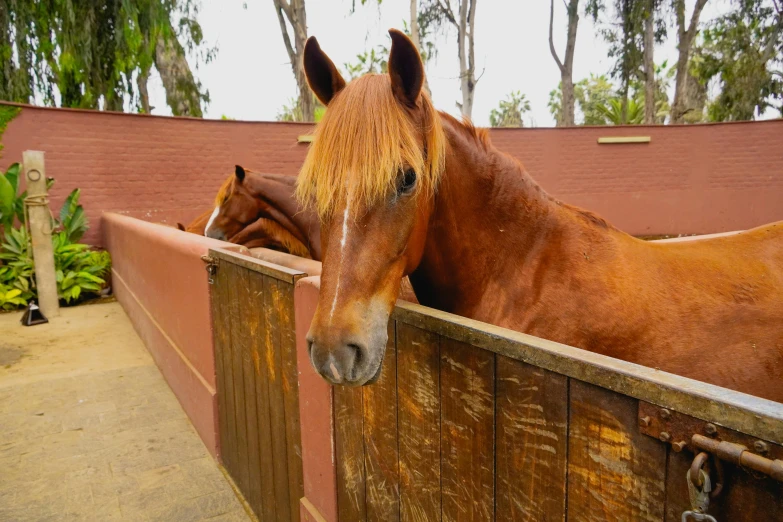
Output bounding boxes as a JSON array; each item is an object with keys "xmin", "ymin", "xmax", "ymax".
[{"xmin": 146, "ymin": 0, "xmax": 741, "ymax": 127}]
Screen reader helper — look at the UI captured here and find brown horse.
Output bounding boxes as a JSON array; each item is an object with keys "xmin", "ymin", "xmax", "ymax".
[
  {"xmin": 299, "ymin": 30, "xmax": 783, "ymax": 401},
  {"xmin": 193, "ymin": 165, "xmax": 321, "ymax": 258},
  {"xmin": 184, "ymin": 166, "xmax": 421, "ymax": 304}
]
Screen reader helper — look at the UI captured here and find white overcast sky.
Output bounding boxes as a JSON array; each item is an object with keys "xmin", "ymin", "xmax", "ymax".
[{"xmin": 146, "ymin": 0, "xmax": 739, "ymax": 127}]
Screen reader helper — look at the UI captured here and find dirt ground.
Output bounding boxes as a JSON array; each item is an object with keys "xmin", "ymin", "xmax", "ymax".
[{"xmin": 0, "ymin": 302, "xmax": 251, "ymax": 521}]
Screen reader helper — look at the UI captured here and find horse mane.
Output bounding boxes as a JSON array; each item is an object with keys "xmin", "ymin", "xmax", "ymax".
[
  {"xmin": 441, "ymin": 112, "xmax": 617, "ymax": 232},
  {"xmin": 297, "ymin": 74, "xmax": 446, "ymax": 219},
  {"xmin": 214, "ymin": 174, "xmax": 235, "ymax": 206},
  {"xmin": 241, "ymin": 218, "xmax": 311, "ymax": 258}
]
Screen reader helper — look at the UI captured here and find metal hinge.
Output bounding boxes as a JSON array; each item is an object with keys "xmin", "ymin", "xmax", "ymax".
[
  {"xmin": 638, "ymin": 401, "xmax": 783, "ymax": 482},
  {"xmin": 201, "ymin": 255, "xmax": 217, "ymax": 284}
]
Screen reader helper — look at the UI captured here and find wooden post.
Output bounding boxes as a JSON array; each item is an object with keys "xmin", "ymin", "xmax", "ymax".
[{"xmin": 24, "ymin": 151, "xmax": 59, "ymax": 318}]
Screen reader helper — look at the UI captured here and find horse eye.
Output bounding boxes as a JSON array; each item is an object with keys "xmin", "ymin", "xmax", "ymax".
[{"xmin": 397, "ymin": 168, "xmax": 417, "ymax": 195}]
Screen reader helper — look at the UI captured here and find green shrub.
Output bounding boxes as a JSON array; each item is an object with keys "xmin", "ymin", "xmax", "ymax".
[{"xmin": 0, "ymin": 185, "xmax": 111, "ymax": 309}]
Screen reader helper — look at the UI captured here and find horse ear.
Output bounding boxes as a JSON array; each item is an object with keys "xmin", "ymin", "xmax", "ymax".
[
  {"xmin": 303, "ymin": 37, "xmax": 346, "ymax": 106},
  {"xmin": 387, "ymin": 28, "xmax": 424, "ymax": 107},
  {"xmin": 235, "ymin": 165, "xmax": 245, "ymax": 182}
]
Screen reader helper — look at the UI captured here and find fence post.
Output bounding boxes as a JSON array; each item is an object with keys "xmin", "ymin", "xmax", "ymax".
[{"xmin": 23, "ymin": 150, "xmax": 59, "ymax": 318}]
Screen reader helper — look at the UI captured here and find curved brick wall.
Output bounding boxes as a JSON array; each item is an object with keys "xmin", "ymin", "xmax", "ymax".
[{"xmin": 2, "ymin": 102, "xmax": 782, "ymax": 246}]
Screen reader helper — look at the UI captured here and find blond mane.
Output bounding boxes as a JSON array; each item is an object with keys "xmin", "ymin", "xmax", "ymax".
[
  {"xmin": 296, "ymin": 74, "xmax": 445, "ymax": 218},
  {"xmin": 214, "ymin": 174, "xmax": 235, "ymax": 206}
]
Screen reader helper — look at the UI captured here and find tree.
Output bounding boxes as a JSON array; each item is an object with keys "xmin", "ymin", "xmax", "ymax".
[
  {"xmin": 549, "ymin": 0, "xmax": 580, "ymax": 126},
  {"xmin": 0, "ymin": 0, "xmax": 213, "ymax": 117},
  {"xmin": 272, "ymin": 0, "xmax": 315, "ymax": 122},
  {"xmin": 642, "ymin": 0, "xmax": 657, "ymax": 123},
  {"xmin": 489, "ymin": 91, "xmax": 531, "ymax": 127},
  {"xmin": 421, "ymin": 0, "xmax": 480, "ymax": 118},
  {"xmin": 670, "ymin": 0, "xmax": 710, "ymax": 123},
  {"xmin": 691, "ymin": 0, "xmax": 783, "ymax": 121},
  {"xmin": 549, "ymin": 74, "xmax": 616, "ymax": 125},
  {"xmin": 589, "ymin": 0, "xmax": 648, "ymax": 124}
]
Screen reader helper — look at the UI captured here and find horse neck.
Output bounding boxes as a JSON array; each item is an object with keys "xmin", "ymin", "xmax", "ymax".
[
  {"xmin": 246, "ymin": 174, "xmax": 323, "ymax": 260},
  {"xmin": 412, "ymin": 121, "xmax": 604, "ymax": 317}
]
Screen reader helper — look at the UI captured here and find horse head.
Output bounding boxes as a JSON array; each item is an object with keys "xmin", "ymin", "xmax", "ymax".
[{"xmin": 299, "ymin": 30, "xmax": 444, "ymax": 385}]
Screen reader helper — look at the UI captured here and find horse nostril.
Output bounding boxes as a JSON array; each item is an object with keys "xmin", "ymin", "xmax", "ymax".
[{"xmin": 345, "ymin": 343, "xmax": 365, "ymax": 380}]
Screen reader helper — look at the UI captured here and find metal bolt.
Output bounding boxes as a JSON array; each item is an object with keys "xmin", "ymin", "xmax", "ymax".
[
  {"xmin": 639, "ymin": 416, "xmax": 651, "ymax": 428},
  {"xmin": 672, "ymin": 441, "xmax": 687, "ymax": 453},
  {"xmin": 705, "ymin": 423, "xmax": 718, "ymax": 436},
  {"xmin": 660, "ymin": 408, "xmax": 671, "ymax": 420},
  {"xmin": 754, "ymin": 440, "xmax": 769, "ymax": 454},
  {"xmin": 659, "ymin": 431, "xmax": 671, "ymax": 443}
]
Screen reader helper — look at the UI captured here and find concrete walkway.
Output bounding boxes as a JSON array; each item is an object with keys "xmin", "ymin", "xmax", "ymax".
[{"xmin": 0, "ymin": 302, "xmax": 251, "ymax": 522}]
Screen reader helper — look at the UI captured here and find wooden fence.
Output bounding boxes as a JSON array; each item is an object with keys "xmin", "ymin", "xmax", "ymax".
[
  {"xmin": 209, "ymin": 249, "xmax": 783, "ymax": 522},
  {"xmin": 209, "ymin": 248, "xmax": 305, "ymax": 522},
  {"xmin": 323, "ymin": 300, "xmax": 783, "ymax": 521}
]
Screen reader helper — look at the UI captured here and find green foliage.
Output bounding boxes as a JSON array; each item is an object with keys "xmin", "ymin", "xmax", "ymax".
[
  {"xmin": 596, "ymin": 98, "xmax": 645, "ymax": 124},
  {"xmin": 344, "ymin": 48, "xmax": 388, "ymax": 80},
  {"xmin": 58, "ymin": 189, "xmax": 88, "ymax": 243},
  {"xmin": 549, "ymin": 69, "xmax": 673, "ymax": 125},
  {"xmin": 277, "ymin": 99, "xmax": 326, "ymax": 123},
  {"xmin": 0, "ymin": 184, "xmax": 109, "ymax": 310},
  {"xmin": 52, "ymin": 233, "xmax": 110, "ymax": 304},
  {"xmin": 0, "ymin": 105, "xmax": 21, "ymax": 156},
  {"xmin": 692, "ymin": 5, "xmax": 783, "ymax": 121},
  {"xmin": 0, "ymin": 163, "xmax": 24, "ymax": 232},
  {"xmin": 489, "ymin": 91, "xmax": 531, "ymax": 127},
  {"xmin": 0, "ymin": 1, "xmax": 213, "ymax": 115}
]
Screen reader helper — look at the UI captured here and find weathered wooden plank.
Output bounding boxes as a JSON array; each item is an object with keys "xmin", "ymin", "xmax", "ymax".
[
  {"xmin": 440, "ymin": 338, "xmax": 495, "ymax": 522},
  {"xmin": 567, "ymin": 380, "xmax": 666, "ymax": 522},
  {"xmin": 392, "ymin": 302, "xmax": 783, "ymax": 445},
  {"xmin": 495, "ymin": 356, "xmax": 568, "ymax": 521},
  {"xmin": 264, "ymin": 275, "xmax": 292, "ymax": 522},
  {"xmin": 251, "ymin": 272, "xmax": 278, "ymax": 522},
  {"xmin": 211, "ymin": 257, "xmax": 232, "ymax": 469},
  {"xmin": 277, "ymin": 279, "xmax": 304, "ymax": 522},
  {"xmin": 228, "ymin": 265, "xmax": 250, "ymax": 496},
  {"xmin": 334, "ymin": 384, "xmax": 367, "ymax": 521},
  {"xmin": 219, "ymin": 261, "xmax": 239, "ymax": 481},
  {"xmin": 363, "ymin": 322, "xmax": 400, "ymax": 522},
  {"xmin": 210, "ymin": 247, "xmax": 305, "ymax": 283},
  {"xmin": 397, "ymin": 322, "xmax": 441, "ymax": 522},
  {"xmin": 236, "ymin": 267, "xmax": 263, "ymax": 517}
]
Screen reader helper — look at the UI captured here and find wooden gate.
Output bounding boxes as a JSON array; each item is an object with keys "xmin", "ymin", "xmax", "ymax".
[
  {"xmin": 209, "ymin": 248, "xmax": 305, "ymax": 522},
  {"xmin": 327, "ymin": 301, "xmax": 783, "ymax": 522}
]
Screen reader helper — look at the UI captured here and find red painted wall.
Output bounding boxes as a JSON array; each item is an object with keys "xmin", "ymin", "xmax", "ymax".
[
  {"xmin": 103, "ymin": 213, "xmax": 250, "ymax": 457},
  {"xmin": 2, "ymin": 102, "xmax": 782, "ymax": 246}
]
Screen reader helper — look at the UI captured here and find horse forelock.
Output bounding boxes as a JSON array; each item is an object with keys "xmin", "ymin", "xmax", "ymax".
[
  {"xmin": 296, "ymin": 74, "xmax": 445, "ymax": 219},
  {"xmin": 214, "ymin": 174, "xmax": 235, "ymax": 207}
]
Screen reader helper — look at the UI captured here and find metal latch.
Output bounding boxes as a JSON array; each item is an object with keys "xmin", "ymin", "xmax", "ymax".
[
  {"xmin": 202, "ymin": 255, "xmax": 217, "ymax": 284},
  {"xmin": 637, "ymin": 401, "xmax": 783, "ymax": 482}
]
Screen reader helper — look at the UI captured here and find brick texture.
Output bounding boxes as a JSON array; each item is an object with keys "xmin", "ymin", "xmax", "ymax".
[{"xmin": 1, "ymin": 102, "xmax": 782, "ymax": 246}]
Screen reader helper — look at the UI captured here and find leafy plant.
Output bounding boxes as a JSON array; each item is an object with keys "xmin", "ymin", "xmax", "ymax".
[
  {"xmin": 52, "ymin": 232, "xmax": 110, "ymax": 304},
  {"xmin": 0, "ymin": 197, "xmax": 110, "ymax": 309},
  {"xmin": 490, "ymin": 91, "xmax": 532, "ymax": 128},
  {"xmin": 0, "ymin": 163, "xmax": 23, "ymax": 231},
  {"xmin": 0, "ymin": 283, "xmax": 27, "ymax": 310},
  {"xmin": 57, "ymin": 189, "xmax": 88, "ymax": 242},
  {"xmin": 0, "ymin": 227, "xmax": 34, "ymax": 306}
]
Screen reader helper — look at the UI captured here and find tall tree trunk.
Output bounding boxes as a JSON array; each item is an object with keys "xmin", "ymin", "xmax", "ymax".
[
  {"xmin": 137, "ymin": 65, "xmax": 151, "ymax": 114},
  {"xmin": 454, "ymin": 0, "xmax": 477, "ymax": 118},
  {"xmin": 549, "ymin": 0, "xmax": 579, "ymax": 126},
  {"xmin": 154, "ymin": 27, "xmax": 204, "ymax": 117},
  {"xmin": 643, "ymin": 0, "xmax": 655, "ymax": 124},
  {"xmin": 671, "ymin": 0, "xmax": 708, "ymax": 123},
  {"xmin": 273, "ymin": 0, "xmax": 314, "ymax": 122},
  {"xmin": 410, "ymin": 0, "xmax": 431, "ymax": 95}
]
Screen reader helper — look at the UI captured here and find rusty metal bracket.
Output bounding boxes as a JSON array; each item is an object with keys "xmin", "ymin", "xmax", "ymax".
[
  {"xmin": 202, "ymin": 255, "xmax": 217, "ymax": 285},
  {"xmin": 638, "ymin": 401, "xmax": 783, "ymax": 482}
]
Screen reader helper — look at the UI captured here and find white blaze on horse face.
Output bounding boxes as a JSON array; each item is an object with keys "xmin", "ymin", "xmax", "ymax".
[
  {"xmin": 204, "ymin": 206, "xmax": 220, "ymax": 236},
  {"xmin": 328, "ymin": 200, "xmax": 352, "ymax": 324}
]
